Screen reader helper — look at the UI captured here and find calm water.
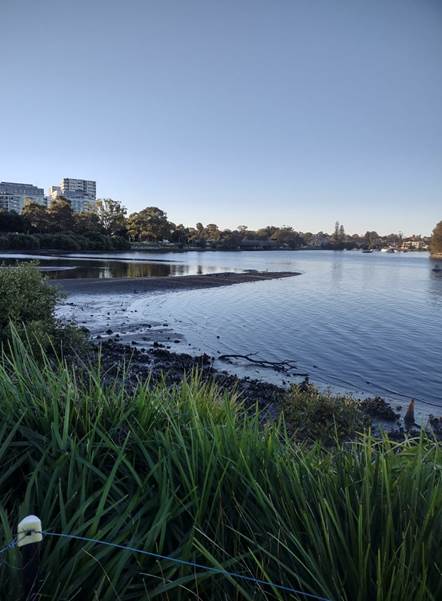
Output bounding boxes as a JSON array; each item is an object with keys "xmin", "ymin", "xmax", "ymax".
[
  {"xmin": 3, "ymin": 250, "xmax": 442, "ymax": 410},
  {"xmin": 132, "ymin": 251, "xmax": 441, "ymax": 409}
]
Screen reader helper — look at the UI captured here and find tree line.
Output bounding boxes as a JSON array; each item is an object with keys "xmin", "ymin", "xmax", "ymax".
[
  {"xmin": 431, "ymin": 221, "xmax": 442, "ymax": 256},
  {"xmin": 0, "ymin": 198, "xmax": 438, "ymax": 252},
  {"xmin": 0, "ymin": 198, "xmax": 129, "ymax": 251}
]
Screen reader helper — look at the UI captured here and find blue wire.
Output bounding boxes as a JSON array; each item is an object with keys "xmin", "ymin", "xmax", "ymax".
[
  {"xmin": 0, "ymin": 539, "xmax": 17, "ymax": 557},
  {"xmin": 41, "ymin": 530, "xmax": 331, "ymax": 600}
]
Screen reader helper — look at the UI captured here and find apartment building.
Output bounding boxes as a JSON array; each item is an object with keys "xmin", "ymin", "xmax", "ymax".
[
  {"xmin": 0, "ymin": 181, "xmax": 46, "ymax": 212},
  {"xmin": 61, "ymin": 178, "xmax": 96, "ymax": 200},
  {"xmin": 49, "ymin": 178, "xmax": 97, "ymax": 213}
]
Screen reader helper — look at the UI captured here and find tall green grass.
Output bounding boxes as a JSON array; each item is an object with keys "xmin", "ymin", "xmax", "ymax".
[{"xmin": 0, "ymin": 334, "xmax": 441, "ymax": 600}]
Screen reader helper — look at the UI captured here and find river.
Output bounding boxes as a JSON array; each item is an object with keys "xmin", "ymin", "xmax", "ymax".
[{"xmin": 2, "ymin": 249, "xmax": 441, "ymax": 411}]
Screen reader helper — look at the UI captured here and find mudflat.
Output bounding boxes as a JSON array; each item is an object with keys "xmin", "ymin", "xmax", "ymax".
[{"xmin": 51, "ymin": 271, "xmax": 300, "ymax": 295}]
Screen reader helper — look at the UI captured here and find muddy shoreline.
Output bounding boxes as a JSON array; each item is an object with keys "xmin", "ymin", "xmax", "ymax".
[
  {"xmin": 93, "ymin": 339, "xmax": 440, "ymax": 439},
  {"xmin": 51, "ymin": 270, "xmax": 300, "ymax": 295}
]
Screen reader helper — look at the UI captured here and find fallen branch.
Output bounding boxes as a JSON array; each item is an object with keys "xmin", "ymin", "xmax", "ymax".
[{"xmin": 218, "ymin": 353, "xmax": 308, "ymax": 376}]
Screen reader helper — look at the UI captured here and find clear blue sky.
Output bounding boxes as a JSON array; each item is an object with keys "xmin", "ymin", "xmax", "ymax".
[{"xmin": 1, "ymin": 0, "xmax": 441, "ymax": 235}]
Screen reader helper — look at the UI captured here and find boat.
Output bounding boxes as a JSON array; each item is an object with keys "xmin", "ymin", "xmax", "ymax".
[
  {"xmin": 362, "ymin": 249, "xmax": 374, "ymax": 254},
  {"xmin": 432, "ymin": 264, "xmax": 442, "ymax": 273},
  {"xmin": 380, "ymin": 247, "xmax": 396, "ymax": 253}
]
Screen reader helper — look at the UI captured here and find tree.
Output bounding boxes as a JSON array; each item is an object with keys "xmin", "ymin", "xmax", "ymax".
[
  {"xmin": 0, "ymin": 209, "xmax": 28, "ymax": 233},
  {"xmin": 170, "ymin": 224, "xmax": 189, "ymax": 245},
  {"xmin": 22, "ymin": 201, "xmax": 51, "ymax": 233},
  {"xmin": 339, "ymin": 224, "xmax": 345, "ymax": 242},
  {"xmin": 220, "ymin": 229, "xmax": 242, "ymax": 249},
  {"xmin": 73, "ymin": 211, "xmax": 104, "ymax": 236},
  {"xmin": 127, "ymin": 207, "xmax": 173, "ymax": 242},
  {"xmin": 94, "ymin": 198, "xmax": 128, "ymax": 237},
  {"xmin": 430, "ymin": 221, "xmax": 442, "ymax": 256},
  {"xmin": 271, "ymin": 227, "xmax": 304, "ymax": 249},
  {"xmin": 364, "ymin": 231, "xmax": 379, "ymax": 249},
  {"xmin": 48, "ymin": 198, "xmax": 74, "ymax": 232},
  {"xmin": 205, "ymin": 224, "xmax": 221, "ymax": 242},
  {"xmin": 188, "ymin": 223, "xmax": 207, "ymax": 247}
]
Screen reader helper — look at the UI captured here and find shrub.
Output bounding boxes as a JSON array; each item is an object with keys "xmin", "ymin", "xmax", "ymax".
[
  {"xmin": 5, "ymin": 233, "xmax": 40, "ymax": 250},
  {"xmin": 283, "ymin": 382, "xmax": 369, "ymax": 444},
  {"xmin": 0, "ymin": 263, "xmax": 89, "ymax": 358},
  {"xmin": 0, "ymin": 263, "xmax": 60, "ymax": 345},
  {"xmin": 111, "ymin": 235, "xmax": 131, "ymax": 250},
  {"xmin": 83, "ymin": 232, "xmax": 113, "ymax": 250},
  {"xmin": 36, "ymin": 233, "xmax": 82, "ymax": 251}
]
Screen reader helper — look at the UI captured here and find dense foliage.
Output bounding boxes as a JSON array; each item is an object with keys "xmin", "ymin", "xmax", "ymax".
[
  {"xmin": 0, "ymin": 336, "xmax": 440, "ymax": 600},
  {"xmin": 0, "ymin": 263, "xmax": 59, "ymax": 345},
  {"xmin": 2, "ymin": 201, "xmax": 426, "ymax": 251},
  {"xmin": 0, "ymin": 199, "xmax": 130, "ymax": 251},
  {"xmin": 0, "ymin": 264, "xmax": 87, "ymax": 355},
  {"xmin": 431, "ymin": 221, "xmax": 442, "ymax": 256}
]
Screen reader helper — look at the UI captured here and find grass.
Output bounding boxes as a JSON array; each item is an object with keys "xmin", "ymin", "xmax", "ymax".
[{"xmin": 0, "ymin": 334, "xmax": 441, "ymax": 600}]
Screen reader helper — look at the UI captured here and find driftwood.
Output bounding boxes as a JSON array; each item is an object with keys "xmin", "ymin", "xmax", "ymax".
[
  {"xmin": 404, "ymin": 399, "xmax": 416, "ymax": 429},
  {"xmin": 218, "ymin": 353, "xmax": 308, "ymax": 376}
]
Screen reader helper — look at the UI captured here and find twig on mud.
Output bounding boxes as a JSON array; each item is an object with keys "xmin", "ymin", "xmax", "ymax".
[{"xmin": 218, "ymin": 353, "xmax": 308, "ymax": 376}]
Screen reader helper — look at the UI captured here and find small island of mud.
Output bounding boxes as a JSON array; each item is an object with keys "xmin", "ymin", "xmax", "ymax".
[{"xmin": 52, "ymin": 270, "xmax": 300, "ymax": 295}]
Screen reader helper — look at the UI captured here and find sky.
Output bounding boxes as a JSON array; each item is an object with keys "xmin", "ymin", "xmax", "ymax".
[{"xmin": 1, "ymin": 0, "xmax": 441, "ymax": 235}]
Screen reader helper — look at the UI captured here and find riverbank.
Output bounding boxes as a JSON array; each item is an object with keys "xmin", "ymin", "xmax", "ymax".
[
  {"xmin": 96, "ymin": 338, "xmax": 434, "ymax": 439},
  {"xmin": 51, "ymin": 270, "xmax": 299, "ymax": 294}
]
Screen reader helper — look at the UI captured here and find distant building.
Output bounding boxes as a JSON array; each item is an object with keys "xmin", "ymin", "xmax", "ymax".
[
  {"xmin": 48, "ymin": 178, "xmax": 96, "ymax": 213},
  {"xmin": 48, "ymin": 185, "xmax": 62, "ymax": 202},
  {"xmin": 0, "ymin": 181, "xmax": 46, "ymax": 213},
  {"xmin": 61, "ymin": 178, "xmax": 96, "ymax": 200}
]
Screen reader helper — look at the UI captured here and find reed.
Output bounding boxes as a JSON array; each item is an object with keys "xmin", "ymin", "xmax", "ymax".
[{"xmin": 0, "ymin": 333, "xmax": 441, "ymax": 600}]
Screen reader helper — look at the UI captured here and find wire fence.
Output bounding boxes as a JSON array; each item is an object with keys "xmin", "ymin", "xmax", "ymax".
[{"xmin": 0, "ymin": 528, "xmax": 332, "ymax": 601}]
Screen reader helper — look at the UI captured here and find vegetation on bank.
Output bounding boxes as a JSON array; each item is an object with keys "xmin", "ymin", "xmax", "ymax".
[
  {"xmin": 0, "ymin": 198, "xmax": 129, "ymax": 251},
  {"xmin": 0, "ymin": 336, "xmax": 441, "ymax": 601},
  {"xmin": 0, "ymin": 263, "xmax": 86, "ymax": 355},
  {"xmin": 431, "ymin": 221, "xmax": 442, "ymax": 257},
  {"xmin": 1, "ymin": 201, "xmax": 435, "ymax": 252}
]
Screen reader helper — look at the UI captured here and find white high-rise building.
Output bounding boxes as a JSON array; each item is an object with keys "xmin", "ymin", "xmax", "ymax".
[
  {"xmin": 0, "ymin": 181, "xmax": 46, "ymax": 213},
  {"xmin": 48, "ymin": 178, "xmax": 97, "ymax": 213},
  {"xmin": 61, "ymin": 178, "xmax": 96, "ymax": 200},
  {"xmin": 48, "ymin": 185, "xmax": 62, "ymax": 202}
]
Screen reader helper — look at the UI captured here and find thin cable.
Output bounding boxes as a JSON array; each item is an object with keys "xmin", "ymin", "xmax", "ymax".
[
  {"xmin": 40, "ymin": 530, "xmax": 331, "ymax": 601},
  {"xmin": 0, "ymin": 539, "xmax": 17, "ymax": 558}
]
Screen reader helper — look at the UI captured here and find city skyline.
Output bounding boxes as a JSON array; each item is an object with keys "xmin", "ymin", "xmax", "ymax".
[{"xmin": 1, "ymin": 0, "xmax": 441, "ymax": 235}]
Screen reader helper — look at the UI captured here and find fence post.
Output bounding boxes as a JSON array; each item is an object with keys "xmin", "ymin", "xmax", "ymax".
[{"xmin": 17, "ymin": 515, "xmax": 42, "ymax": 601}]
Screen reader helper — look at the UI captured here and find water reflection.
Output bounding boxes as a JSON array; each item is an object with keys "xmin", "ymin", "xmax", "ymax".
[
  {"xmin": 429, "ymin": 272, "xmax": 442, "ymax": 306},
  {"xmin": 0, "ymin": 257, "xmax": 191, "ymax": 279}
]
